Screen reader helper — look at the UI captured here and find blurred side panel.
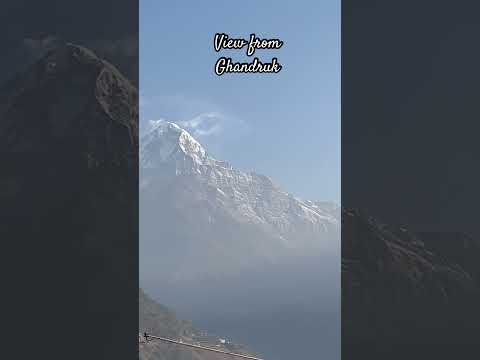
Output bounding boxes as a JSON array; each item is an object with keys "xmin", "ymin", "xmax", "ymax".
[
  {"xmin": 342, "ymin": 1, "xmax": 480, "ymax": 359},
  {"xmin": 0, "ymin": 1, "xmax": 139, "ymax": 358}
]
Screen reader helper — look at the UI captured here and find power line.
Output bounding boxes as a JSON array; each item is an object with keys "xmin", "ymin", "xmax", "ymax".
[{"xmin": 141, "ymin": 332, "xmax": 264, "ymax": 360}]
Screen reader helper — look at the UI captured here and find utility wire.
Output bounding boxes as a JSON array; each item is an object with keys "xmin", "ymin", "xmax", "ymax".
[{"xmin": 141, "ymin": 333, "xmax": 264, "ymax": 360}]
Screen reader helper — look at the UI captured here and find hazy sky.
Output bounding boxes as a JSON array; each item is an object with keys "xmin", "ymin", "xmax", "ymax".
[{"xmin": 140, "ymin": 0, "xmax": 340, "ymax": 202}]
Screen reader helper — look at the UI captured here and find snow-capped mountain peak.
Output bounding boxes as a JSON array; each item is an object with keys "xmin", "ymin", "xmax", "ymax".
[
  {"xmin": 140, "ymin": 120, "xmax": 339, "ymax": 244},
  {"xmin": 140, "ymin": 120, "xmax": 209, "ymax": 172}
]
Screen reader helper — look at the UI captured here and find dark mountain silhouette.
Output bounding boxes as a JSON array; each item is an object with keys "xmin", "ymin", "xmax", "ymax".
[
  {"xmin": 0, "ymin": 43, "xmax": 138, "ymax": 359},
  {"xmin": 342, "ymin": 209, "xmax": 480, "ymax": 360}
]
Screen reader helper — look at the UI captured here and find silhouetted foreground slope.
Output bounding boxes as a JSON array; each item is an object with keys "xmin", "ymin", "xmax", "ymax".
[
  {"xmin": 342, "ymin": 209, "xmax": 480, "ymax": 360},
  {"xmin": 139, "ymin": 289, "xmax": 255, "ymax": 360}
]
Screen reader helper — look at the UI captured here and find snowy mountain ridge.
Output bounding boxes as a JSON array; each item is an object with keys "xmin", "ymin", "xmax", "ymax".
[{"xmin": 140, "ymin": 120, "xmax": 339, "ymax": 239}]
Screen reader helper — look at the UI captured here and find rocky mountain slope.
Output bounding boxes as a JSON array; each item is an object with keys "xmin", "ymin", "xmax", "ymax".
[
  {"xmin": 342, "ymin": 209, "xmax": 480, "ymax": 359},
  {"xmin": 139, "ymin": 289, "xmax": 254, "ymax": 360},
  {"xmin": 141, "ymin": 121, "xmax": 337, "ymax": 236}
]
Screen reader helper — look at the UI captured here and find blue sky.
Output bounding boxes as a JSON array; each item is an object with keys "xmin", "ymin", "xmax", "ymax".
[{"xmin": 140, "ymin": 0, "xmax": 340, "ymax": 202}]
